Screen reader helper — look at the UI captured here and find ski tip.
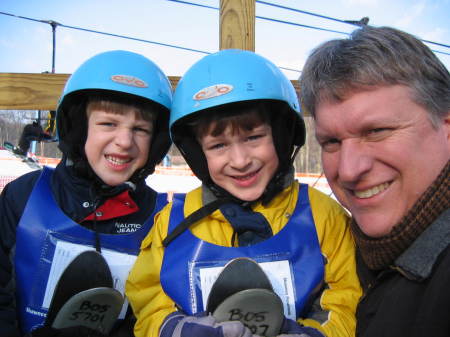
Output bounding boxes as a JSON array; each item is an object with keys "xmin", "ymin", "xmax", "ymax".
[
  {"xmin": 45, "ymin": 250, "xmax": 114, "ymax": 327},
  {"xmin": 206, "ymin": 257, "xmax": 274, "ymax": 314},
  {"xmin": 52, "ymin": 287, "xmax": 124, "ymax": 334},
  {"xmin": 3, "ymin": 141, "xmax": 14, "ymax": 150},
  {"xmin": 213, "ymin": 288, "xmax": 284, "ymax": 336}
]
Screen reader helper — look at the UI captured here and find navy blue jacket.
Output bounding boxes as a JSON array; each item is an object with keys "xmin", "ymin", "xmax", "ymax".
[{"xmin": 0, "ymin": 161, "xmax": 161, "ymax": 337}]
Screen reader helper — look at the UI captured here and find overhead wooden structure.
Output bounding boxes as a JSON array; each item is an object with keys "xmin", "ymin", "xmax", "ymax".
[
  {"xmin": 220, "ymin": 0, "xmax": 255, "ymax": 51},
  {"xmin": 0, "ymin": 0, "xmax": 300, "ymax": 111},
  {"xmin": 0, "ymin": 73, "xmax": 181, "ymax": 110}
]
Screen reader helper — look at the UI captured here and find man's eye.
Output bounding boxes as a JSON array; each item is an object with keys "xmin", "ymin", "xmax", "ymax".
[
  {"xmin": 366, "ymin": 128, "xmax": 392, "ymax": 140},
  {"xmin": 368, "ymin": 128, "xmax": 387, "ymax": 134},
  {"xmin": 320, "ymin": 139, "xmax": 340, "ymax": 152}
]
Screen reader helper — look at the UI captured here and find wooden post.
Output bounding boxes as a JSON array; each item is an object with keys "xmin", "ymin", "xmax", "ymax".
[{"xmin": 220, "ymin": 0, "xmax": 255, "ymax": 51}]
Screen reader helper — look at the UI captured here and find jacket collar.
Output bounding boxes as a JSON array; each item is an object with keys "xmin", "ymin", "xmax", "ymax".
[{"xmin": 395, "ymin": 208, "xmax": 450, "ymax": 281}]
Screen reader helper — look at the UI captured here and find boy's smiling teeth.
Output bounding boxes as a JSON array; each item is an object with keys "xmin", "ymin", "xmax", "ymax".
[
  {"xmin": 105, "ymin": 155, "xmax": 131, "ymax": 165},
  {"xmin": 234, "ymin": 171, "xmax": 257, "ymax": 180},
  {"xmin": 354, "ymin": 182, "xmax": 390, "ymax": 199}
]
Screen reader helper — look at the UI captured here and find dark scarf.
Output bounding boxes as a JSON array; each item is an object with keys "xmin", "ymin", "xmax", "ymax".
[
  {"xmin": 163, "ymin": 168, "xmax": 295, "ymax": 247},
  {"xmin": 352, "ymin": 160, "xmax": 450, "ymax": 270}
]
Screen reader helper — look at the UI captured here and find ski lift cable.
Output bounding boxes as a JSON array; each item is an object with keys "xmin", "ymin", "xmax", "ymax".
[
  {"xmin": 430, "ymin": 49, "xmax": 450, "ymax": 56},
  {"xmin": 256, "ymin": 0, "xmax": 450, "ymax": 50},
  {"xmin": 256, "ymin": 15, "xmax": 349, "ymax": 35},
  {"xmin": 311, "ymin": 172, "xmax": 324, "ymax": 188},
  {"xmin": 279, "ymin": 66, "xmax": 301, "ymax": 74},
  {"xmin": 56, "ymin": 23, "xmax": 212, "ymax": 55},
  {"xmin": 0, "ymin": 10, "xmax": 45, "ymax": 24},
  {"xmin": 0, "ymin": 10, "xmax": 303, "ymax": 73},
  {"xmin": 166, "ymin": 0, "xmax": 349, "ymax": 35},
  {"xmin": 421, "ymin": 39, "xmax": 450, "ymax": 49},
  {"xmin": 0, "ymin": 10, "xmax": 211, "ymax": 56},
  {"xmin": 167, "ymin": 0, "xmax": 450, "ymax": 53},
  {"xmin": 256, "ymin": 0, "xmax": 358, "ymax": 26},
  {"xmin": 1, "ymin": 7, "xmax": 447, "ymax": 76},
  {"xmin": 1, "ymin": 10, "xmax": 304, "ymax": 73}
]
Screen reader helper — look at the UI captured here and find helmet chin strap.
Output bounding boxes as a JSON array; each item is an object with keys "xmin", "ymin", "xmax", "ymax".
[
  {"xmin": 291, "ymin": 145, "xmax": 301, "ymax": 163},
  {"xmin": 204, "ymin": 181, "xmax": 254, "ymax": 208},
  {"xmin": 162, "ymin": 197, "xmax": 233, "ymax": 247}
]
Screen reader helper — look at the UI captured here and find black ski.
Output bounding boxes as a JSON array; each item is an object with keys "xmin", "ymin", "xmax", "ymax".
[
  {"xmin": 51, "ymin": 287, "xmax": 124, "ymax": 334},
  {"xmin": 3, "ymin": 141, "xmax": 41, "ymax": 169},
  {"xmin": 206, "ymin": 257, "xmax": 273, "ymax": 313},
  {"xmin": 44, "ymin": 250, "xmax": 123, "ymax": 334},
  {"xmin": 206, "ymin": 257, "xmax": 284, "ymax": 337}
]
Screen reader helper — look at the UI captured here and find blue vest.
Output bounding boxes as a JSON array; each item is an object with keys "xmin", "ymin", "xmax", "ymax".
[
  {"xmin": 15, "ymin": 167, "xmax": 167, "ymax": 334},
  {"xmin": 160, "ymin": 184, "xmax": 324, "ymax": 319}
]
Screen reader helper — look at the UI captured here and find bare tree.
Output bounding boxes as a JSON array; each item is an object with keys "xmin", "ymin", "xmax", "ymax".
[
  {"xmin": 0, "ymin": 110, "xmax": 28, "ymax": 147},
  {"xmin": 0, "ymin": 110, "xmax": 61, "ymax": 158},
  {"xmin": 1, "ymin": 111, "xmax": 322, "ymax": 172},
  {"xmin": 295, "ymin": 116, "xmax": 323, "ymax": 174}
]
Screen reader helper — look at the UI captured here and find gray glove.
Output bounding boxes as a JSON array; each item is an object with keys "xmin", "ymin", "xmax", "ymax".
[
  {"xmin": 159, "ymin": 311, "xmax": 254, "ymax": 337},
  {"xmin": 276, "ymin": 318, "xmax": 325, "ymax": 337}
]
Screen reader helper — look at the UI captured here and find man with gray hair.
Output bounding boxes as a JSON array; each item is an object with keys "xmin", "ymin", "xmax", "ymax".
[{"xmin": 299, "ymin": 26, "xmax": 449, "ymax": 337}]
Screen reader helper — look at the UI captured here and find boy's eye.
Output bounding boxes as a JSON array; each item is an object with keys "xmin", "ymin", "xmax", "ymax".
[
  {"xmin": 247, "ymin": 134, "xmax": 263, "ymax": 141},
  {"xmin": 98, "ymin": 121, "xmax": 115, "ymax": 127},
  {"xmin": 208, "ymin": 142, "xmax": 225, "ymax": 150},
  {"xmin": 134, "ymin": 126, "xmax": 151, "ymax": 134}
]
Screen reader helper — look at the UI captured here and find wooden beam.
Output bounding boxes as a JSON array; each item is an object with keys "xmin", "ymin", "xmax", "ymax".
[
  {"xmin": 0, "ymin": 73, "xmax": 69, "ymax": 110},
  {"xmin": 0, "ymin": 73, "xmax": 302, "ymax": 113},
  {"xmin": 0, "ymin": 73, "xmax": 181, "ymax": 111},
  {"xmin": 220, "ymin": 0, "xmax": 255, "ymax": 51}
]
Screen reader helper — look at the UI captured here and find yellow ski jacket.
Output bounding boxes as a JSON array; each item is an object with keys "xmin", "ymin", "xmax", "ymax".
[{"xmin": 126, "ymin": 181, "xmax": 362, "ymax": 337}]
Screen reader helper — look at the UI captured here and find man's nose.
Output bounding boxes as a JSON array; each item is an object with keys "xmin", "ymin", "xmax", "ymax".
[{"xmin": 337, "ymin": 139, "xmax": 373, "ymax": 183}]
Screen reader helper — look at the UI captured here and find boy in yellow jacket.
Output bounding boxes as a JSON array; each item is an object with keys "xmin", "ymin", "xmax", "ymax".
[{"xmin": 126, "ymin": 49, "xmax": 361, "ymax": 337}]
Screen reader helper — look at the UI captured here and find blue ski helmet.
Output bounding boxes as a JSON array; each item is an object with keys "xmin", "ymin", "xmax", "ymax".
[
  {"xmin": 170, "ymin": 49, "xmax": 305, "ymax": 198},
  {"xmin": 56, "ymin": 50, "xmax": 173, "ymax": 178}
]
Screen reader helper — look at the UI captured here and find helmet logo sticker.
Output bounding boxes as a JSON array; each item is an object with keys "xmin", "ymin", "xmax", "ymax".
[
  {"xmin": 193, "ymin": 84, "xmax": 233, "ymax": 101},
  {"xmin": 111, "ymin": 75, "xmax": 148, "ymax": 88}
]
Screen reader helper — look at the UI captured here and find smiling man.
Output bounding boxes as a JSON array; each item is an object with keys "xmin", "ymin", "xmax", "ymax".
[{"xmin": 300, "ymin": 26, "xmax": 450, "ymax": 337}]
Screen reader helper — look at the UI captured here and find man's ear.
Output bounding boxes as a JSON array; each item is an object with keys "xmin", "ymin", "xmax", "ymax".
[{"xmin": 445, "ymin": 111, "xmax": 450, "ymax": 150}]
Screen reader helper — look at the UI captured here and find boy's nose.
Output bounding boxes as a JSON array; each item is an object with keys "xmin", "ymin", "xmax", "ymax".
[
  {"xmin": 229, "ymin": 144, "xmax": 251, "ymax": 169},
  {"xmin": 115, "ymin": 128, "xmax": 133, "ymax": 148}
]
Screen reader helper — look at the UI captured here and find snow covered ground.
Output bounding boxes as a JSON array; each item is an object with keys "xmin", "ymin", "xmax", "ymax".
[
  {"xmin": 0, "ymin": 149, "xmax": 41, "ymax": 191},
  {"xmin": 0, "ymin": 149, "xmax": 334, "ymax": 198}
]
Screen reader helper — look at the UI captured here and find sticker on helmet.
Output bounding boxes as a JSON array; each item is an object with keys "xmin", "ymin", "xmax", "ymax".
[
  {"xmin": 111, "ymin": 75, "xmax": 148, "ymax": 88},
  {"xmin": 193, "ymin": 84, "xmax": 233, "ymax": 101}
]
